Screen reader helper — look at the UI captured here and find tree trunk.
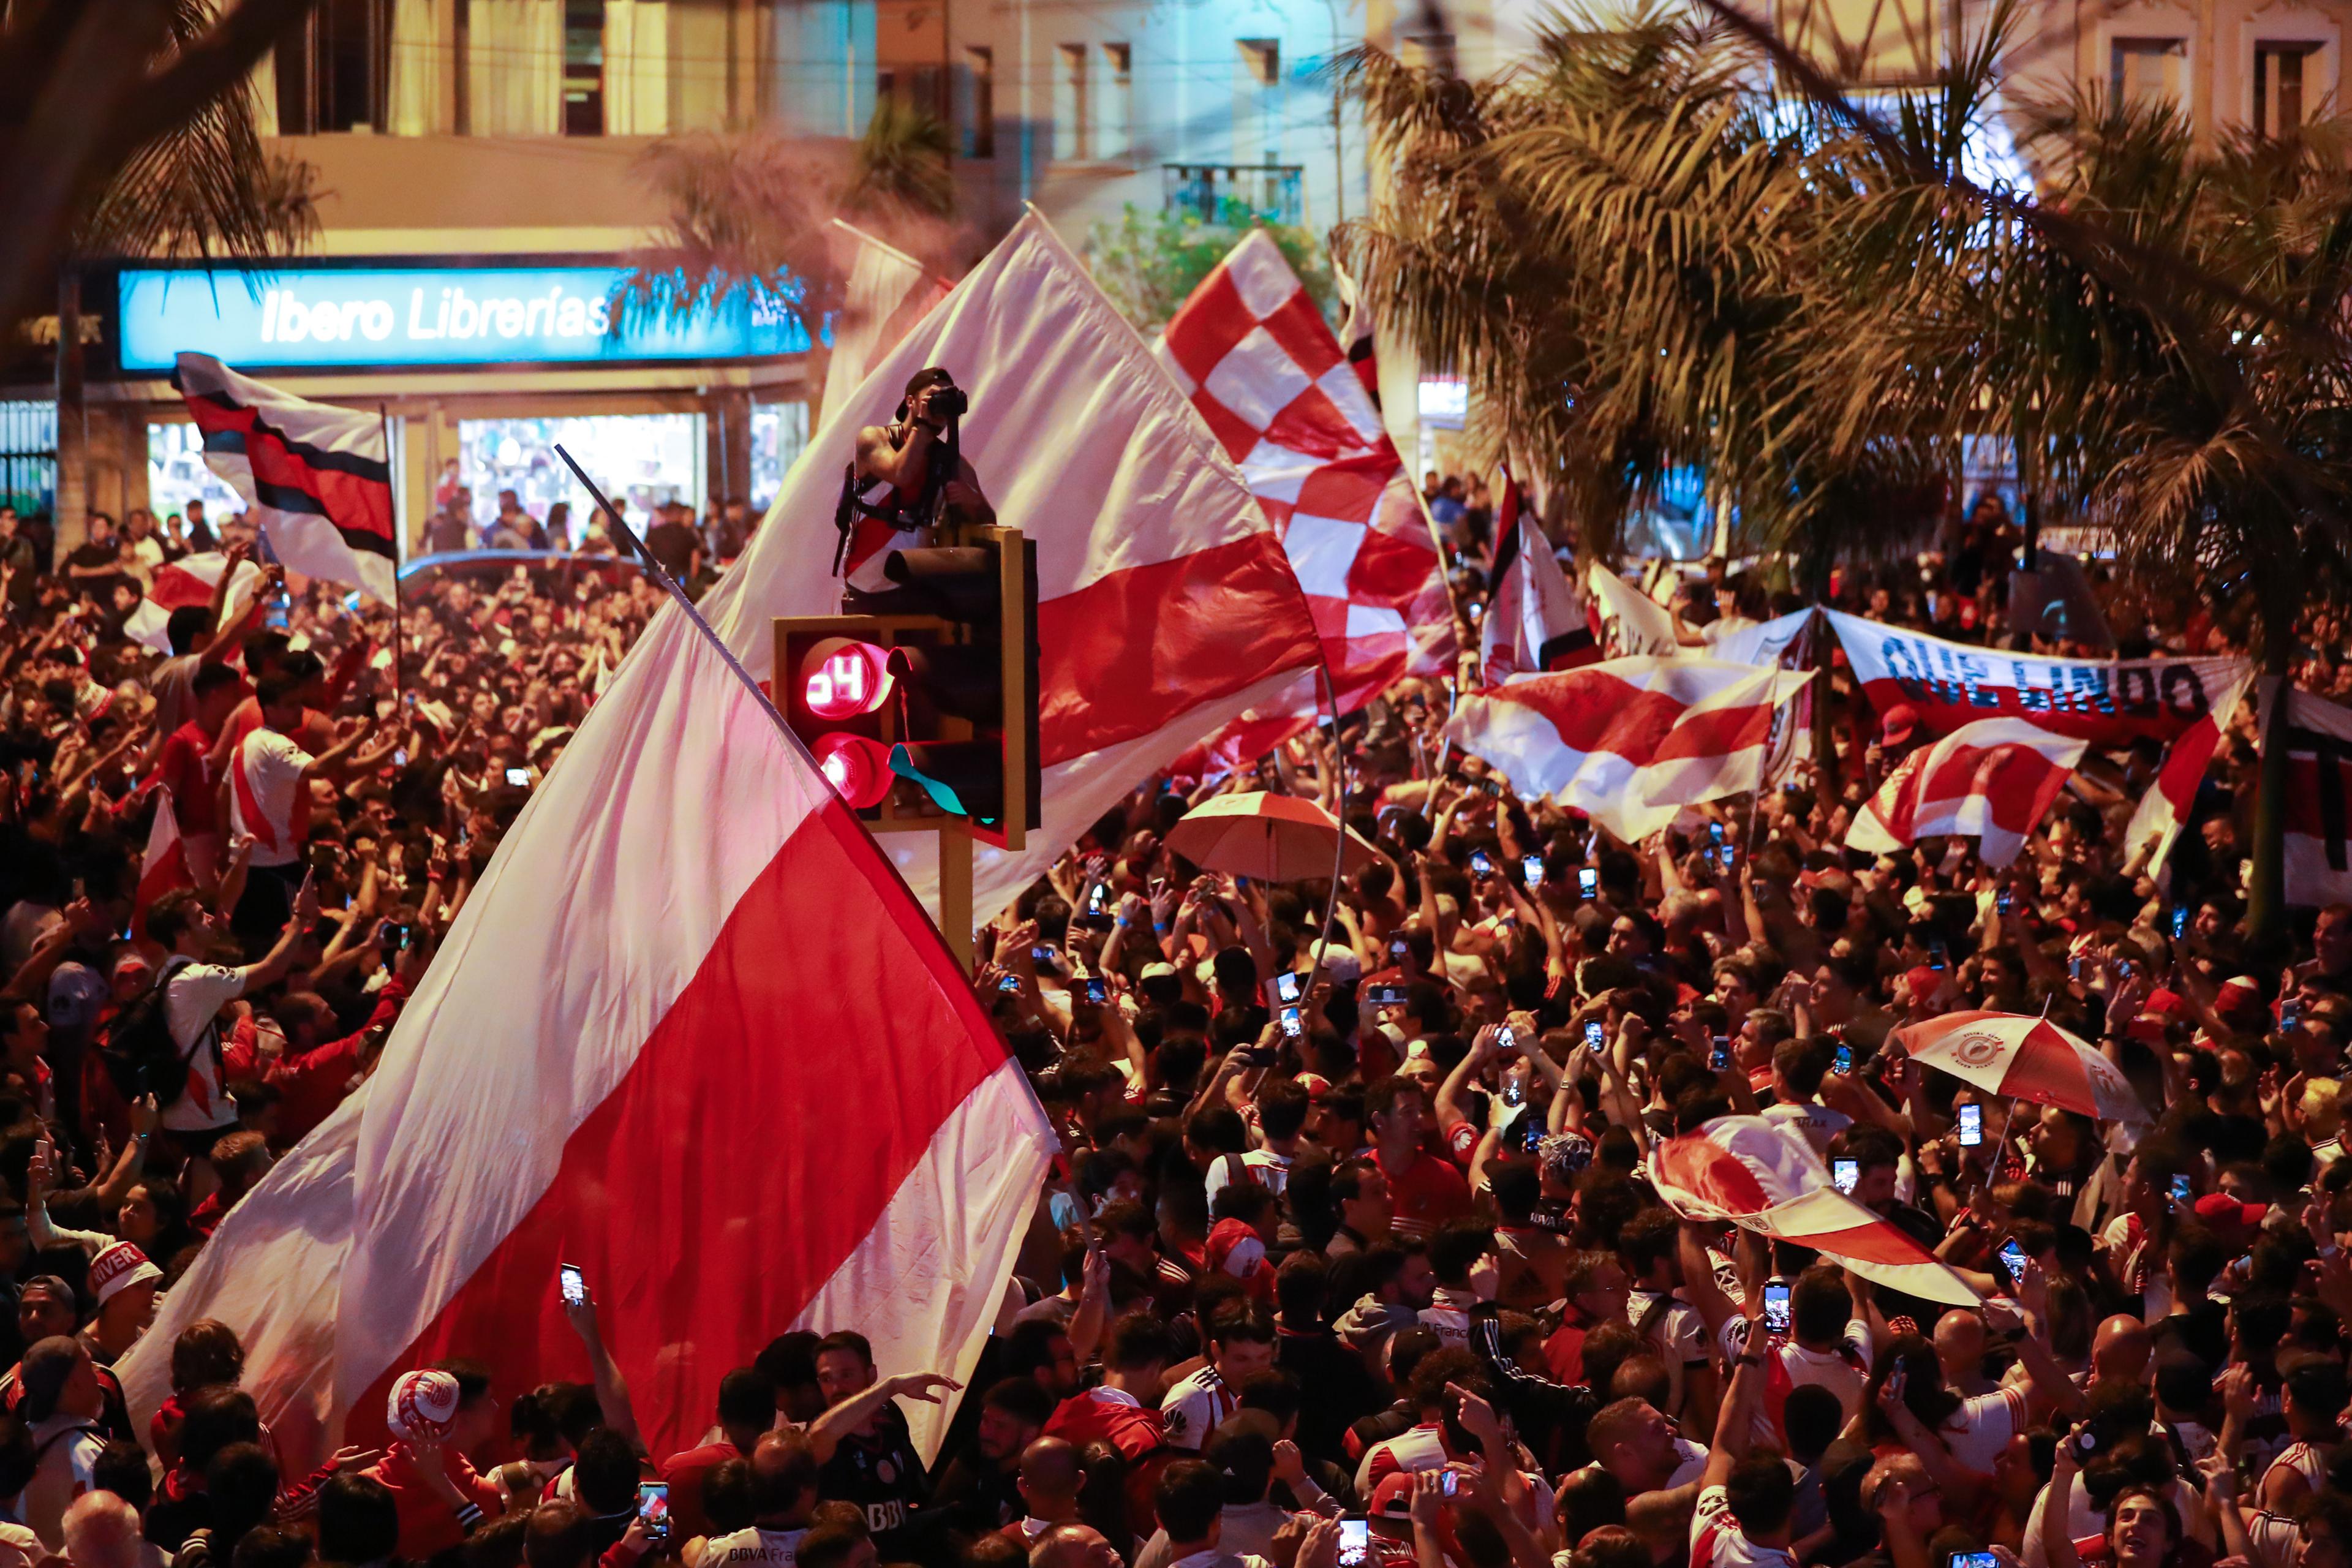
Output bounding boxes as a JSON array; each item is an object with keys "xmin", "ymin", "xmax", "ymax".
[
  {"xmin": 2247, "ymin": 614, "xmax": 2294, "ymax": 944},
  {"xmin": 53, "ymin": 270, "xmax": 86, "ymax": 554}
]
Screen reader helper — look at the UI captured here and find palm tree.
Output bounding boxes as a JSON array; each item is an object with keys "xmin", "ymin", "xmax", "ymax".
[
  {"xmin": 50, "ymin": 0, "xmax": 322, "ymax": 548},
  {"xmin": 615, "ymin": 100, "xmax": 959, "ymax": 399}
]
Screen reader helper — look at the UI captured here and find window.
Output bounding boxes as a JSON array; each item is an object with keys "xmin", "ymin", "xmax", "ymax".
[
  {"xmin": 1055, "ymin": 43, "xmax": 1090, "ymax": 160},
  {"xmin": 961, "ymin": 46, "xmax": 995, "ymax": 157},
  {"xmin": 2255, "ymin": 41, "xmax": 2320, "ymax": 136},
  {"xmin": 564, "ymin": 0, "xmax": 606, "ymax": 134},
  {"xmin": 276, "ymin": 0, "xmax": 390, "ymax": 133},
  {"xmin": 1237, "ymin": 39, "xmax": 1280, "ymax": 165},
  {"xmin": 1099, "ymin": 43, "xmax": 1133, "ymax": 162},
  {"xmin": 2111, "ymin": 37, "xmax": 2186, "ymax": 107}
]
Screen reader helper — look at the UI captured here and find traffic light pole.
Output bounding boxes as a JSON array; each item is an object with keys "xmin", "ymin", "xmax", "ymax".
[{"xmin": 938, "ymin": 821, "xmax": 975, "ymax": 971}]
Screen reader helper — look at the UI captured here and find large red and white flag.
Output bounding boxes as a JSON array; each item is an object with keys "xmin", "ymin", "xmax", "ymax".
[
  {"xmin": 1332, "ymin": 262, "xmax": 1381, "ymax": 410},
  {"xmin": 1653, "ymin": 1115, "xmax": 1978, "ymax": 1304},
  {"xmin": 820, "ymin": 220, "xmax": 952, "ymax": 428},
  {"xmin": 121, "ymin": 552, "xmax": 266, "ymax": 655},
  {"xmin": 118, "ymin": 606, "xmax": 1056, "ymax": 1466},
  {"xmin": 702, "ymin": 213, "xmax": 1323, "ymax": 921},
  {"xmin": 1846, "ymin": 717, "xmax": 2087, "ymax": 867},
  {"xmin": 1479, "ymin": 470, "xmax": 1591, "ymax": 680},
  {"xmin": 1152, "ymin": 230, "xmax": 1455, "ymax": 747},
  {"xmin": 173, "ymin": 355, "xmax": 396, "ymax": 603},
  {"xmin": 2260, "ymin": 680, "xmax": 2352, "ymax": 908},
  {"xmin": 1444, "ymin": 658, "xmax": 1809, "ymax": 841},
  {"xmin": 130, "ymin": 793, "xmax": 194, "ymax": 938},
  {"xmin": 1822, "ymin": 609, "xmax": 2247, "ymax": 877}
]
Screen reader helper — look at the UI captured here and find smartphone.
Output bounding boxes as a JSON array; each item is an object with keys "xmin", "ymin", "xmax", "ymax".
[
  {"xmin": 2073, "ymin": 1428, "xmax": 2098, "ymax": 1459},
  {"xmin": 1280, "ymin": 1005, "xmax": 1303, "ymax": 1039},
  {"xmin": 1470, "ymin": 850, "xmax": 1494, "ymax": 877},
  {"xmin": 1578, "ymin": 867, "xmax": 1599, "ymax": 899},
  {"xmin": 2171, "ymin": 1174, "xmax": 2193, "ymax": 1205},
  {"xmin": 1997, "ymin": 888, "xmax": 2014, "ymax": 914},
  {"xmin": 559, "ymin": 1263, "xmax": 587, "ymax": 1308},
  {"xmin": 1338, "ymin": 1520, "xmax": 1371, "ymax": 1568},
  {"xmin": 1083, "ymin": 978, "xmax": 1109, "ymax": 1006},
  {"xmin": 504, "ymin": 765, "xmax": 530, "ymax": 787},
  {"xmin": 378, "ymin": 920, "xmax": 411, "ymax": 952},
  {"xmin": 1950, "ymin": 1552, "xmax": 2000, "ymax": 1568},
  {"xmin": 1389, "ymin": 935, "xmax": 1411, "ymax": 959},
  {"xmin": 1709, "ymin": 822, "xmax": 1725, "ymax": 843},
  {"xmin": 1709, "ymin": 1036, "xmax": 1730, "ymax": 1071},
  {"xmin": 1999, "ymin": 1237, "xmax": 2029, "ymax": 1282},
  {"xmin": 1366, "ymin": 983, "xmax": 1411, "ymax": 1006},
  {"xmin": 1929, "ymin": 936, "xmax": 1949, "ymax": 971},
  {"xmin": 1501, "ymin": 1077, "xmax": 1524, "ymax": 1107},
  {"xmin": 1440, "ymin": 1469, "xmax": 1461, "ymax": 1498},
  {"xmin": 2069, "ymin": 955, "xmax": 2086, "ymax": 982},
  {"xmin": 2284, "ymin": 998, "xmax": 2304, "ymax": 1030},
  {"xmin": 1958, "ymin": 1102, "xmax": 1983, "ymax": 1147},
  {"xmin": 1521, "ymin": 1117, "xmax": 1544, "ymax": 1153},
  {"xmin": 1885, "ymin": 1360, "xmax": 1907, "ymax": 1403},
  {"xmin": 997, "ymin": 973, "xmax": 1022, "ymax": 993},
  {"xmin": 636, "ymin": 1482, "xmax": 670, "ymax": 1540},
  {"xmin": 1833, "ymin": 1157, "xmax": 1860, "ymax": 1194},
  {"xmin": 1274, "ymin": 971, "xmax": 1304, "ymax": 1005},
  {"xmin": 1523, "ymin": 854, "xmax": 1545, "ymax": 888},
  {"xmin": 1497, "ymin": 1024, "xmax": 1517, "ymax": 1054},
  {"xmin": 2171, "ymin": 905, "xmax": 2190, "ymax": 939},
  {"xmin": 1764, "ymin": 1280, "xmax": 1792, "ymax": 1335},
  {"xmin": 1585, "ymin": 1020, "xmax": 1607, "ymax": 1054},
  {"xmin": 1031, "ymin": 944, "xmax": 1053, "ymax": 963},
  {"xmin": 393, "ymin": 748, "xmax": 408, "ymax": 768},
  {"xmin": 1834, "ymin": 1041, "xmax": 1855, "ymax": 1075}
]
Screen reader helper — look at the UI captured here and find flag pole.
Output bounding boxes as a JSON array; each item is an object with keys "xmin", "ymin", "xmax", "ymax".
[
  {"xmin": 552, "ymin": 445, "xmax": 824, "ymax": 775},
  {"xmin": 380, "ymin": 405, "xmax": 403, "ymax": 705}
]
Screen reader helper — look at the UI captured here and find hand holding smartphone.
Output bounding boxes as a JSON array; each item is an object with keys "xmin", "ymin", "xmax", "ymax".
[{"xmin": 560, "ymin": 1262, "xmax": 587, "ymax": 1308}]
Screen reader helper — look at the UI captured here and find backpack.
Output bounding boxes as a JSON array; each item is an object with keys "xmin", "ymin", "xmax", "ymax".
[{"xmin": 98, "ymin": 954, "xmax": 212, "ymax": 1107}]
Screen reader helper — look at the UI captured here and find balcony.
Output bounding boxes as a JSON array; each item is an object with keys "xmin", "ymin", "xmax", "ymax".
[{"xmin": 1163, "ymin": 163, "xmax": 1305, "ymax": 226}]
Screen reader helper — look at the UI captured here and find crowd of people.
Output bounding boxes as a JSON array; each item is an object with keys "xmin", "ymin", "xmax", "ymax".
[{"xmin": 0, "ymin": 471, "xmax": 2345, "ymax": 1568}]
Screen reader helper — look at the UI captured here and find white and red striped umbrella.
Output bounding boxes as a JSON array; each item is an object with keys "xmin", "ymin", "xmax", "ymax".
[
  {"xmin": 1893, "ymin": 1010, "xmax": 2150, "ymax": 1126},
  {"xmin": 1167, "ymin": 791, "xmax": 1379, "ymax": 883},
  {"xmin": 1652, "ymin": 1116, "xmax": 1980, "ymax": 1304}
]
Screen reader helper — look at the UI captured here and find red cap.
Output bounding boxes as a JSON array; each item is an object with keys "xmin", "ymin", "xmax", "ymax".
[
  {"xmin": 2192, "ymin": 1193, "xmax": 2266, "ymax": 1251},
  {"xmin": 1882, "ymin": 704, "xmax": 1920, "ymax": 744},
  {"xmin": 1369, "ymin": 1472, "xmax": 1419, "ymax": 1520},
  {"xmin": 1904, "ymin": 965, "xmax": 1942, "ymax": 1003}
]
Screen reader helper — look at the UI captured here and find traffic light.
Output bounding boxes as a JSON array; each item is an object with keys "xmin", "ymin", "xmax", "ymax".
[{"xmin": 774, "ymin": 524, "xmax": 1039, "ymax": 851}]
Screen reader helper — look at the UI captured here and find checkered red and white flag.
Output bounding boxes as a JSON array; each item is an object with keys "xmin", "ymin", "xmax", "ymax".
[{"xmin": 1156, "ymin": 232, "xmax": 1454, "ymax": 762}]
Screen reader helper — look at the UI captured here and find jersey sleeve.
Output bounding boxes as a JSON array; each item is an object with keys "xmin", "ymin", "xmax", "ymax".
[{"xmin": 1689, "ymin": 1484, "xmax": 1732, "ymax": 1550}]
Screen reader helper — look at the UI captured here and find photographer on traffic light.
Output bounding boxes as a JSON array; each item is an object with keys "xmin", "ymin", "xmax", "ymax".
[{"xmin": 835, "ymin": 366, "xmax": 994, "ymax": 598}]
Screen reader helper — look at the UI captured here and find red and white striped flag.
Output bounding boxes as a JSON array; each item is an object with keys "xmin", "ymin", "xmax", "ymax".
[
  {"xmin": 130, "ymin": 793, "xmax": 194, "ymax": 938},
  {"xmin": 1444, "ymin": 658, "xmax": 1808, "ymax": 842},
  {"xmin": 173, "ymin": 354, "xmax": 396, "ymax": 603},
  {"xmin": 1845, "ymin": 718, "xmax": 2087, "ymax": 867},
  {"xmin": 701, "ymin": 213, "xmax": 1323, "ymax": 922},
  {"xmin": 1585, "ymin": 564, "xmax": 1680, "ymax": 658},
  {"xmin": 2260, "ymin": 680, "xmax": 2352, "ymax": 909},
  {"xmin": 119, "ymin": 605, "xmax": 1056, "ymax": 1466},
  {"xmin": 1652, "ymin": 1115, "xmax": 1978, "ymax": 1304},
  {"xmin": 122, "ymin": 552, "xmax": 266, "ymax": 655},
  {"xmin": 2125, "ymin": 667, "xmax": 2252, "ymax": 878},
  {"xmin": 1479, "ymin": 470, "xmax": 1591, "ymax": 679}
]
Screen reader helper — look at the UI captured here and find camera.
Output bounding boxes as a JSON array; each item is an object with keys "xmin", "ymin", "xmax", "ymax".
[{"xmin": 923, "ymin": 381, "xmax": 968, "ymax": 420}]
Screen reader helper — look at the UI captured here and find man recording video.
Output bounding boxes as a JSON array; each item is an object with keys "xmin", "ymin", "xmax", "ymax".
[{"xmin": 836, "ymin": 366, "xmax": 994, "ymax": 600}]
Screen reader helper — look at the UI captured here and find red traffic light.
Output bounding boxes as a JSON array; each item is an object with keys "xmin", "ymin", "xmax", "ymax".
[
  {"xmin": 811, "ymin": 733, "xmax": 895, "ymax": 809},
  {"xmin": 799, "ymin": 637, "xmax": 895, "ymax": 719}
]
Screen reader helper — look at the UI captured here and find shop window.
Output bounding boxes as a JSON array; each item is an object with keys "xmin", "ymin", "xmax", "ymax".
[
  {"xmin": 750, "ymin": 402, "xmax": 811, "ymax": 511},
  {"xmin": 1055, "ymin": 44, "xmax": 1089, "ymax": 160},
  {"xmin": 149, "ymin": 422, "xmax": 245, "ymax": 527},
  {"xmin": 2255, "ymin": 42, "xmax": 2323, "ymax": 137},
  {"xmin": 276, "ymin": 0, "xmax": 391, "ymax": 134},
  {"xmin": 0, "ymin": 404, "xmax": 55, "ymax": 524},
  {"xmin": 2111, "ymin": 37, "xmax": 2187, "ymax": 108},
  {"xmin": 960, "ymin": 46, "xmax": 995, "ymax": 159},
  {"xmin": 458, "ymin": 414, "xmax": 703, "ymax": 547}
]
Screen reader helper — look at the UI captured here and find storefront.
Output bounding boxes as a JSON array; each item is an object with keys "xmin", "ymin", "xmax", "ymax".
[{"xmin": 89, "ymin": 255, "xmax": 819, "ymax": 553}]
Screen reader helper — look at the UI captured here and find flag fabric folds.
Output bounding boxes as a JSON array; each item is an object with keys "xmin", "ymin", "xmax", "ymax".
[
  {"xmin": 1651, "ymin": 1116, "xmax": 1978, "ymax": 1305},
  {"xmin": 1585, "ymin": 566, "xmax": 1680, "ymax": 658},
  {"xmin": 1846, "ymin": 718, "xmax": 2089, "ymax": 867},
  {"xmin": 1333, "ymin": 262, "xmax": 1381, "ymax": 410},
  {"xmin": 821, "ymin": 220, "xmax": 951, "ymax": 426},
  {"xmin": 1155, "ymin": 230, "xmax": 1453, "ymax": 715},
  {"xmin": 123, "ymin": 552, "xmax": 266, "ymax": 656},
  {"xmin": 2124, "ymin": 665, "xmax": 2253, "ymax": 878},
  {"xmin": 1444, "ymin": 658, "xmax": 1809, "ymax": 842},
  {"xmin": 118, "ymin": 605, "xmax": 1058, "ymax": 1469},
  {"xmin": 130, "ymin": 794, "xmax": 194, "ymax": 938},
  {"xmin": 1479, "ymin": 472, "xmax": 1589, "ymax": 679},
  {"xmin": 172, "ymin": 354, "xmax": 396, "ymax": 603},
  {"xmin": 701, "ymin": 212, "xmax": 1322, "ymax": 922},
  {"xmin": 2261, "ymin": 680, "xmax": 2352, "ymax": 909}
]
